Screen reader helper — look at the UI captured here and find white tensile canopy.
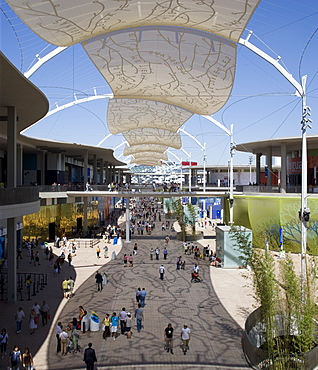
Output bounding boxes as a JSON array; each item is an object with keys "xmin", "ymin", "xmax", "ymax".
[{"xmin": 7, "ymin": 0, "xmax": 260, "ymax": 165}]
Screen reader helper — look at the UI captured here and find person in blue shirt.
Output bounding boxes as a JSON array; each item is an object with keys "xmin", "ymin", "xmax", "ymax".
[
  {"xmin": 139, "ymin": 288, "xmax": 147, "ymax": 307},
  {"xmin": 110, "ymin": 312, "xmax": 119, "ymax": 340}
]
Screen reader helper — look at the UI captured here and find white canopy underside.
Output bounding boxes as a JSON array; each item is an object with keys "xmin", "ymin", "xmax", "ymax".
[
  {"xmin": 7, "ymin": 0, "xmax": 260, "ymax": 46},
  {"xmin": 123, "ymin": 144, "xmax": 168, "ymax": 156},
  {"xmin": 132, "ymin": 152, "xmax": 168, "ymax": 161},
  {"xmin": 123, "ymin": 128, "xmax": 182, "ymax": 149},
  {"xmin": 108, "ymin": 99, "xmax": 193, "ymax": 134},
  {"xmin": 7, "ymin": 0, "xmax": 260, "ymax": 164},
  {"xmin": 83, "ymin": 26, "xmax": 237, "ymax": 116}
]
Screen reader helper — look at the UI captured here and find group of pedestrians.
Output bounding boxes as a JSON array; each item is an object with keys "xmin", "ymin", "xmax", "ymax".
[{"xmin": 164, "ymin": 323, "xmax": 191, "ymax": 355}]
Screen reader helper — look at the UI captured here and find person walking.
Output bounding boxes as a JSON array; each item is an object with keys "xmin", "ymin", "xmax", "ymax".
[
  {"xmin": 123, "ymin": 254, "xmax": 128, "ymax": 267},
  {"xmin": 110, "ymin": 312, "xmax": 119, "ymax": 340},
  {"xmin": 150, "ymin": 248, "xmax": 154, "ymax": 260},
  {"xmin": 129, "ymin": 254, "xmax": 133, "ymax": 267},
  {"xmin": 118, "ymin": 308, "xmax": 127, "ymax": 335},
  {"xmin": 29, "ymin": 309, "xmax": 38, "ymax": 335},
  {"xmin": 0, "ymin": 328, "xmax": 8, "ymax": 358},
  {"xmin": 83, "ymin": 342, "xmax": 97, "ymax": 370},
  {"xmin": 125, "ymin": 312, "xmax": 132, "ymax": 338},
  {"xmin": 62, "ymin": 278, "xmax": 69, "ymax": 299},
  {"xmin": 15, "ymin": 307, "xmax": 25, "ymax": 333},
  {"xmin": 159, "ymin": 264, "xmax": 165, "ymax": 280},
  {"xmin": 136, "ymin": 287, "xmax": 141, "ymax": 303},
  {"xmin": 55, "ymin": 322, "xmax": 63, "ymax": 353},
  {"xmin": 135, "ymin": 304, "xmax": 144, "ymax": 333},
  {"xmin": 95, "ymin": 271, "xmax": 103, "ymax": 291},
  {"xmin": 181, "ymin": 324, "xmax": 191, "ymax": 355},
  {"xmin": 163, "ymin": 247, "xmax": 168, "ymax": 260},
  {"xmin": 8, "ymin": 345, "xmax": 22, "ymax": 369},
  {"xmin": 164, "ymin": 323, "xmax": 174, "ymax": 354},
  {"xmin": 155, "ymin": 248, "xmax": 160, "ymax": 260},
  {"xmin": 59, "ymin": 327, "xmax": 69, "ymax": 356},
  {"xmin": 139, "ymin": 288, "xmax": 147, "ymax": 308},
  {"xmin": 96, "ymin": 245, "xmax": 101, "ymax": 259},
  {"xmin": 102, "ymin": 314, "xmax": 111, "ymax": 339},
  {"xmin": 68, "ymin": 276, "xmax": 75, "ymax": 298},
  {"xmin": 40, "ymin": 300, "xmax": 50, "ymax": 326},
  {"xmin": 176, "ymin": 256, "xmax": 182, "ymax": 270},
  {"xmin": 22, "ymin": 347, "xmax": 34, "ymax": 370}
]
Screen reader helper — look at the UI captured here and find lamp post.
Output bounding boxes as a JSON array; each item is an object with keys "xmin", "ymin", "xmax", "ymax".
[
  {"xmin": 203, "ymin": 143, "xmax": 207, "ymax": 192},
  {"xmin": 239, "ymin": 31, "xmax": 310, "ymax": 294},
  {"xmin": 202, "ymin": 116, "xmax": 234, "ymax": 225},
  {"xmin": 249, "ymin": 155, "xmax": 253, "ymax": 184}
]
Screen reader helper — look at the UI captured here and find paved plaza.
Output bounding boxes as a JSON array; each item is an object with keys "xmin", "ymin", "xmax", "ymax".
[{"xmin": 0, "ymin": 212, "xmax": 256, "ymax": 369}]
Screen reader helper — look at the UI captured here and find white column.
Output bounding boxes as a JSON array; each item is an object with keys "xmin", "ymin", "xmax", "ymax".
[
  {"xmin": 281, "ymin": 142, "xmax": 287, "ymax": 193},
  {"xmin": 126, "ymin": 197, "xmax": 130, "ymax": 243},
  {"xmin": 267, "ymin": 146, "xmax": 273, "ymax": 186}
]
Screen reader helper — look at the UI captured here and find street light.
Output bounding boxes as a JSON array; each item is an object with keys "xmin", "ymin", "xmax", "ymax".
[
  {"xmin": 239, "ymin": 31, "xmax": 310, "ymax": 294},
  {"xmin": 249, "ymin": 155, "xmax": 254, "ymax": 184}
]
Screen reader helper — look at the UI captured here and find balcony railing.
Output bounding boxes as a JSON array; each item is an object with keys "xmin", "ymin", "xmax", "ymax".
[{"xmin": 0, "ymin": 187, "xmax": 40, "ymax": 206}]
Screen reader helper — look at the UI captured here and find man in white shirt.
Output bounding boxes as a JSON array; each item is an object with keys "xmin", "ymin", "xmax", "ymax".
[
  {"xmin": 59, "ymin": 328, "xmax": 69, "ymax": 356},
  {"xmin": 55, "ymin": 322, "xmax": 63, "ymax": 353},
  {"xmin": 159, "ymin": 264, "xmax": 165, "ymax": 280},
  {"xmin": 118, "ymin": 308, "xmax": 127, "ymax": 335},
  {"xmin": 180, "ymin": 324, "xmax": 191, "ymax": 355},
  {"xmin": 32, "ymin": 302, "xmax": 41, "ymax": 315},
  {"xmin": 193, "ymin": 264, "xmax": 199, "ymax": 274},
  {"xmin": 15, "ymin": 307, "xmax": 25, "ymax": 333}
]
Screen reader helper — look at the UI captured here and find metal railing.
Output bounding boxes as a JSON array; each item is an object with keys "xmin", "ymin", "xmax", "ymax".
[{"xmin": 0, "ymin": 272, "xmax": 48, "ymax": 301}]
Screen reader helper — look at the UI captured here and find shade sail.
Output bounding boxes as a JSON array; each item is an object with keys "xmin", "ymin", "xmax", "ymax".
[
  {"xmin": 83, "ymin": 26, "xmax": 237, "ymax": 115},
  {"xmin": 124, "ymin": 144, "xmax": 168, "ymax": 156},
  {"xmin": 130, "ymin": 159, "xmax": 161, "ymax": 166},
  {"xmin": 132, "ymin": 152, "xmax": 168, "ymax": 161},
  {"xmin": 108, "ymin": 98, "xmax": 192, "ymax": 134},
  {"xmin": 123, "ymin": 128, "xmax": 182, "ymax": 149},
  {"xmin": 7, "ymin": 0, "xmax": 260, "ymax": 46}
]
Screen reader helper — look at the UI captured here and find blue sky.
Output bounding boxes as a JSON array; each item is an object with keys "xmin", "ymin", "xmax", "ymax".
[{"xmin": 1, "ymin": 0, "xmax": 318, "ymax": 167}]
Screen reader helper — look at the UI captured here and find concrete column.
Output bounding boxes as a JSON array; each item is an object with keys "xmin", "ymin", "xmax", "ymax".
[
  {"xmin": 281, "ymin": 142, "xmax": 287, "ymax": 193},
  {"xmin": 40, "ymin": 152, "xmax": 46, "ymax": 185},
  {"xmin": 112, "ymin": 166, "xmax": 116, "ymax": 182},
  {"xmin": 267, "ymin": 146, "xmax": 273, "ymax": 186},
  {"xmin": 105, "ymin": 162, "xmax": 109, "ymax": 184},
  {"xmin": 83, "ymin": 150, "xmax": 88, "ymax": 186},
  {"xmin": 93, "ymin": 155, "xmax": 97, "ymax": 184},
  {"xmin": 256, "ymin": 153, "xmax": 262, "ymax": 185},
  {"xmin": 17, "ymin": 144, "xmax": 23, "ymax": 186},
  {"xmin": 99, "ymin": 158, "xmax": 104, "ymax": 184},
  {"xmin": 83, "ymin": 198, "xmax": 88, "ymax": 232},
  {"xmin": 83, "ymin": 150, "xmax": 89, "ymax": 232},
  {"xmin": 7, "ymin": 106, "xmax": 17, "ymax": 188},
  {"xmin": 7, "ymin": 217, "xmax": 17, "ymax": 303},
  {"xmin": 126, "ymin": 197, "xmax": 130, "ymax": 243}
]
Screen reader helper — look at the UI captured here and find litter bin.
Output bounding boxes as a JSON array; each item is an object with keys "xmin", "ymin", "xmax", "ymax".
[
  {"xmin": 81, "ymin": 313, "xmax": 90, "ymax": 333},
  {"xmin": 111, "ymin": 251, "xmax": 116, "ymax": 260},
  {"xmin": 90, "ymin": 311, "xmax": 100, "ymax": 332}
]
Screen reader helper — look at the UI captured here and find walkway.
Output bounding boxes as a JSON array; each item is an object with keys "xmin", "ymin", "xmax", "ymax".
[{"xmin": 0, "ymin": 212, "xmax": 255, "ymax": 369}]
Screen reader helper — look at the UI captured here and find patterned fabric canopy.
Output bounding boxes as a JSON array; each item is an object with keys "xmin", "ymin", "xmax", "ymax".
[{"xmin": 7, "ymin": 0, "xmax": 260, "ymax": 165}]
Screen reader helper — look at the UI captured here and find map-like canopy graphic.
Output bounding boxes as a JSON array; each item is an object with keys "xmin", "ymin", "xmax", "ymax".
[{"xmin": 7, "ymin": 0, "xmax": 261, "ymax": 165}]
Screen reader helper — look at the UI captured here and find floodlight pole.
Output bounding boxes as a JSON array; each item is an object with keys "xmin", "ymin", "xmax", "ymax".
[
  {"xmin": 203, "ymin": 143, "xmax": 207, "ymax": 192},
  {"xmin": 202, "ymin": 116, "xmax": 234, "ymax": 225},
  {"xmin": 239, "ymin": 31, "xmax": 310, "ymax": 294},
  {"xmin": 229, "ymin": 124, "xmax": 235, "ymax": 226}
]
